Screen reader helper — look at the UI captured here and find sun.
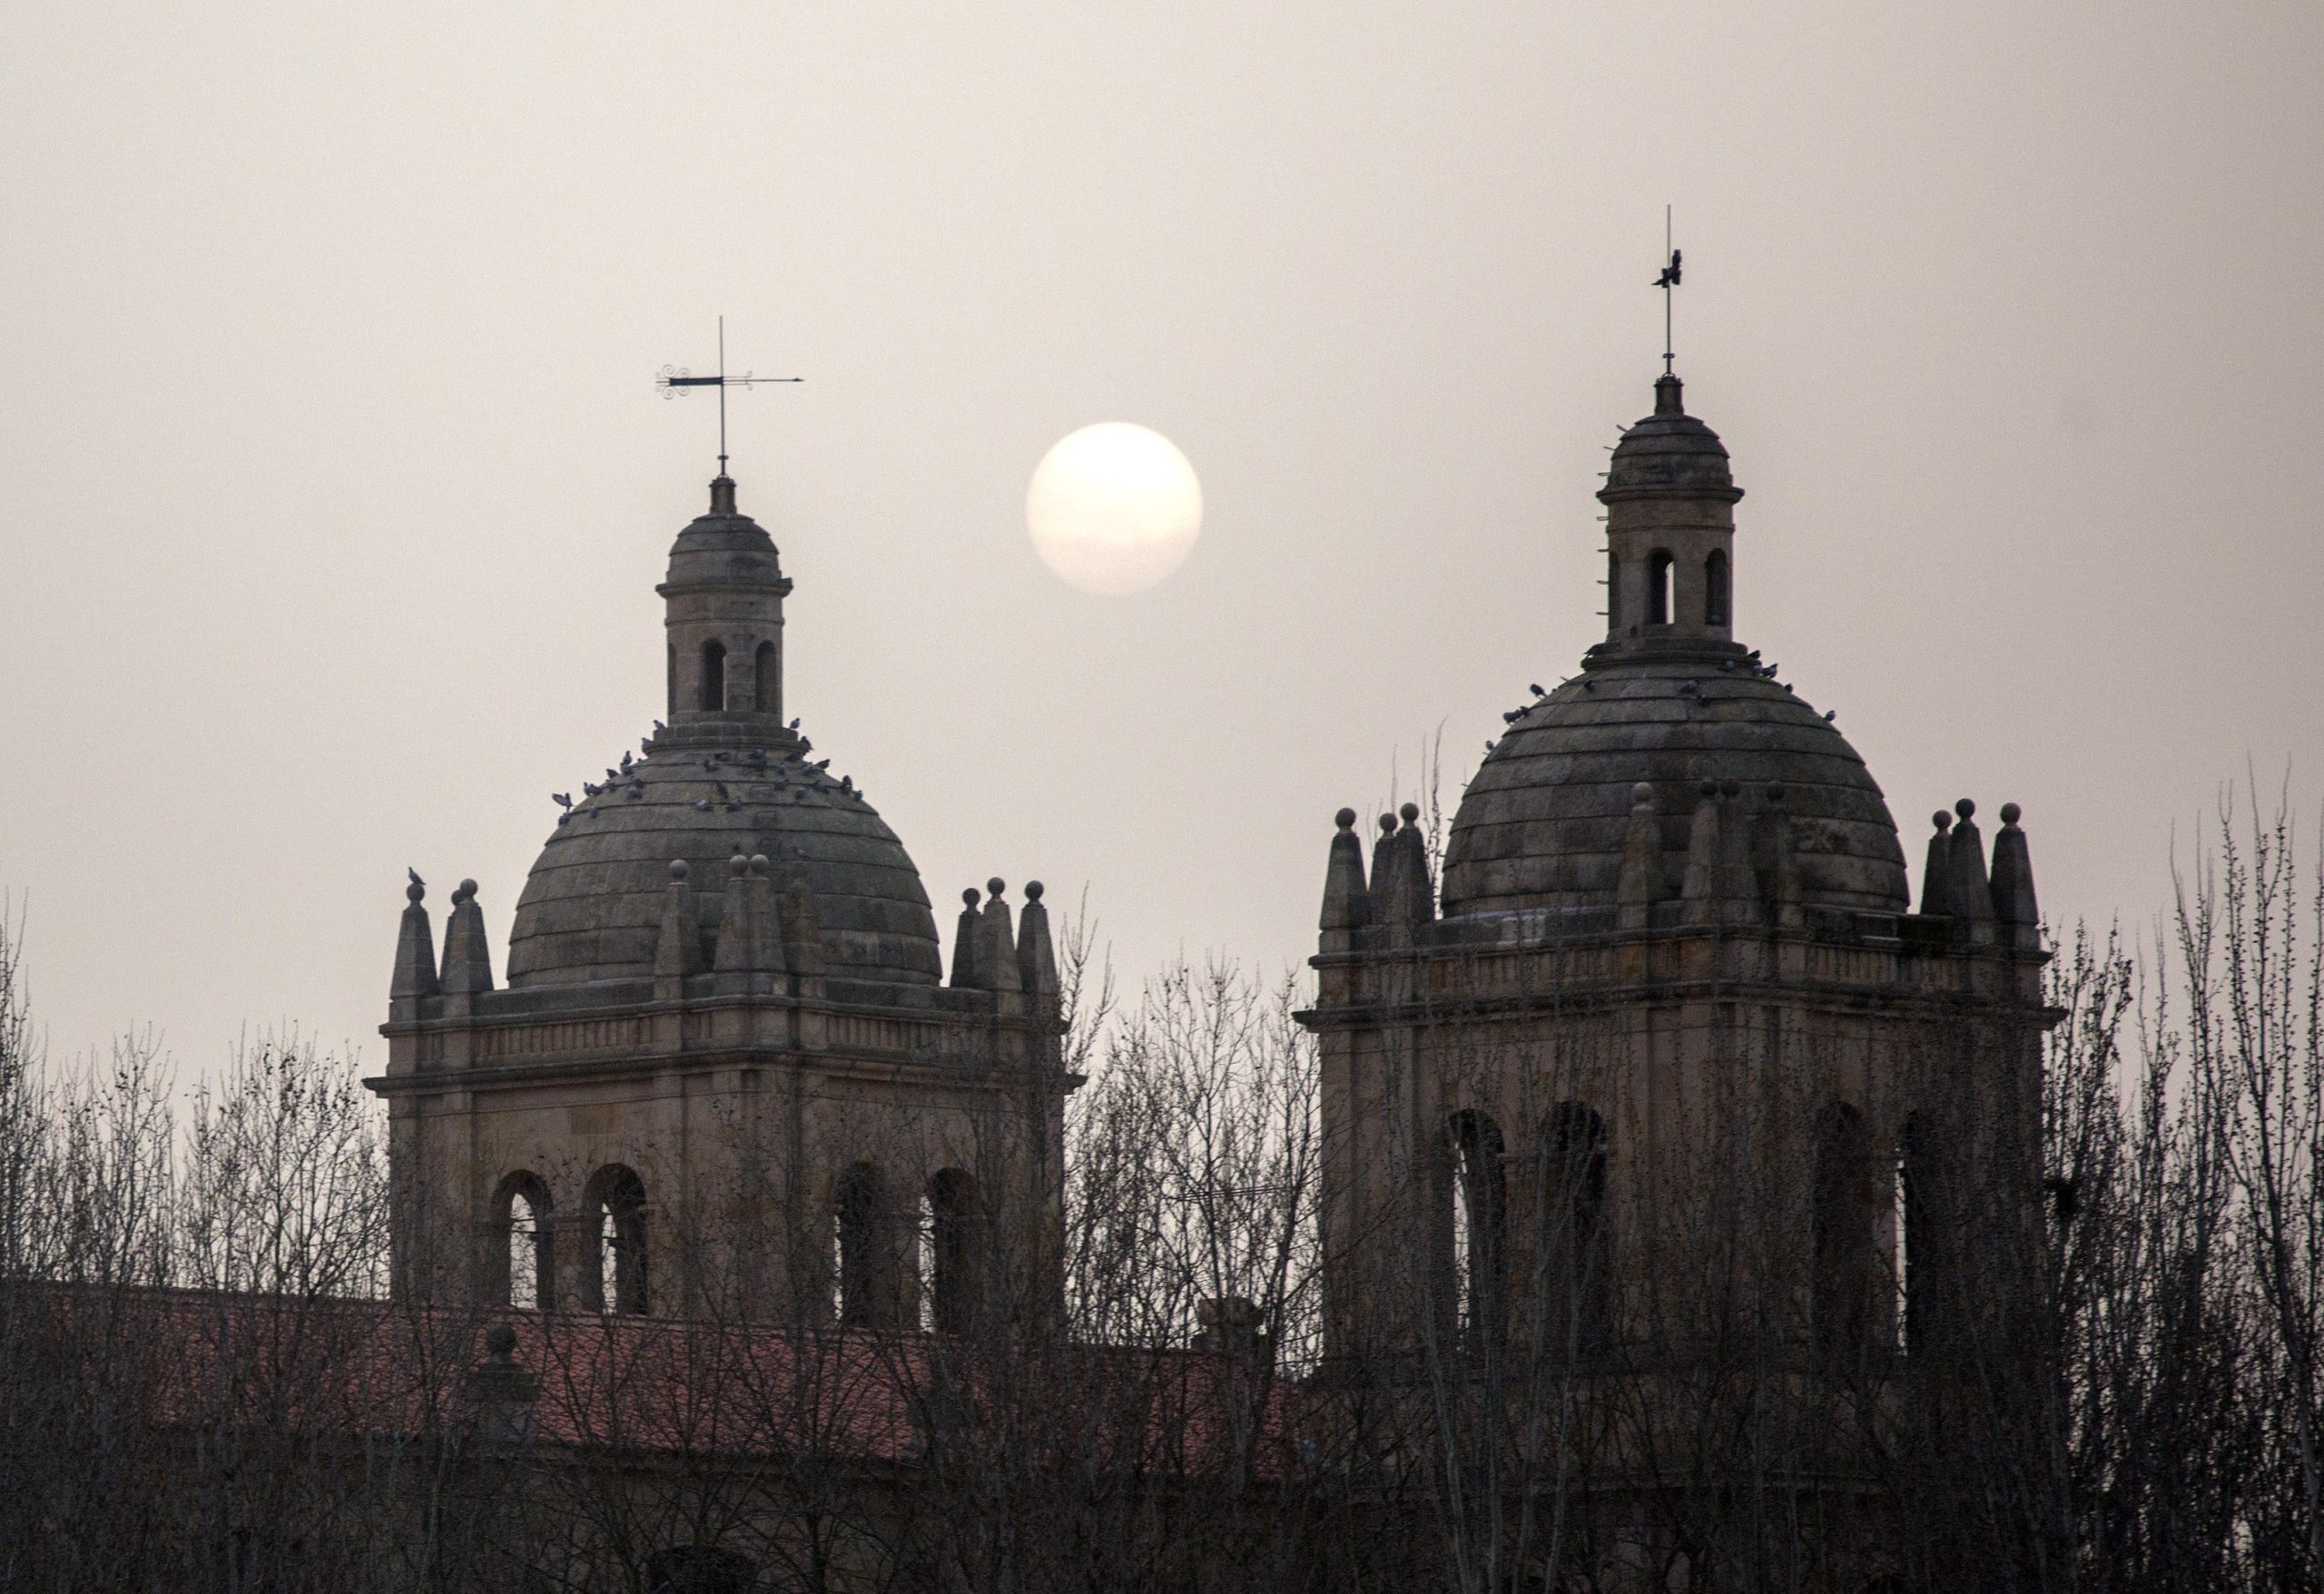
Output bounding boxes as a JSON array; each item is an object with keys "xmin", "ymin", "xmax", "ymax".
[{"xmin": 1024, "ymin": 423, "xmax": 1203, "ymax": 596}]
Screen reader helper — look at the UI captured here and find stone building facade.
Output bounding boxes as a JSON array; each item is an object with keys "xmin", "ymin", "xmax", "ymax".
[
  {"xmin": 358, "ymin": 363, "xmax": 2059, "ymax": 1589},
  {"xmin": 1301, "ymin": 368, "xmax": 2055, "ymax": 1582},
  {"xmin": 370, "ymin": 473, "xmax": 1067, "ymax": 1332}
]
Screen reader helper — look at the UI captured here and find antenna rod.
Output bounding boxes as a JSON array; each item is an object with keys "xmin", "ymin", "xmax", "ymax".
[
  {"xmin": 1650, "ymin": 209, "xmax": 1682, "ymax": 377},
  {"xmin": 717, "ymin": 314, "xmax": 728, "ymax": 477},
  {"xmin": 1663, "ymin": 206, "xmax": 1674, "ymax": 375}
]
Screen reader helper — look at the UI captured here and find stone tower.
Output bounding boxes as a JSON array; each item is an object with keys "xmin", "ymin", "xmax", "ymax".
[
  {"xmin": 371, "ymin": 472, "xmax": 1067, "ymax": 1331},
  {"xmin": 1302, "ymin": 369, "xmax": 2055, "ymax": 1585}
]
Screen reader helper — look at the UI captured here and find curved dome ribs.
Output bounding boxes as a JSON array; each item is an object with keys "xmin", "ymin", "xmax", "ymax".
[
  {"xmin": 1442, "ymin": 664, "xmax": 1909, "ymax": 920},
  {"xmin": 507, "ymin": 751, "xmax": 942, "ymax": 989}
]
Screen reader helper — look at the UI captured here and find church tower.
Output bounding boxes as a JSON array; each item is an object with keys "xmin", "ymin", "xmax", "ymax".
[
  {"xmin": 371, "ymin": 471, "xmax": 1067, "ymax": 1332},
  {"xmin": 1303, "ymin": 368, "xmax": 2055, "ymax": 1587}
]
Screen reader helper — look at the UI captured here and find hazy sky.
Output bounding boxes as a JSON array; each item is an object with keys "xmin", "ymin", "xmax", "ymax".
[{"xmin": 4, "ymin": 5, "xmax": 2321, "ymax": 1077}]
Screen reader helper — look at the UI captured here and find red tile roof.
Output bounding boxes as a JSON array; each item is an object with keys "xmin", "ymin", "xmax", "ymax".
[{"xmin": 8, "ymin": 1283, "xmax": 1297, "ymax": 1476}]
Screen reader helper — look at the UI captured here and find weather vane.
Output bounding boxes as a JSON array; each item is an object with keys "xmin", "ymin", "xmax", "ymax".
[
  {"xmin": 1654, "ymin": 205, "xmax": 1681, "ymax": 376},
  {"xmin": 657, "ymin": 316, "xmax": 801, "ymax": 477}
]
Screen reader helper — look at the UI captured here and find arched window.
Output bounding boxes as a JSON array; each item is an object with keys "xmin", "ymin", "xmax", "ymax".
[
  {"xmin": 834, "ymin": 1162, "xmax": 901, "ymax": 1327},
  {"xmin": 698, "ymin": 639, "xmax": 726, "ymax": 713},
  {"xmin": 1537, "ymin": 1103, "xmax": 1610, "ymax": 1353},
  {"xmin": 1704, "ymin": 549, "xmax": 1729, "ymax": 627},
  {"xmin": 1445, "ymin": 1111, "xmax": 1506, "ymax": 1343},
  {"xmin": 753, "ymin": 641, "xmax": 778, "ymax": 717},
  {"xmin": 1813, "ymin": 1103, "xmax": 1889, "ymax": 1366},
  {"xmin": 488, "ymin": 1171, "xmax": 555, "ymax": 1311},
  {"xmin": 926, "ymin": 1168, "xmax": 982, "ymax": 1333},
  {"xmin": 1647, "ymin": 551, "xmax": 1674, "ymax": 625},
  {"xmin": 1900, "ymin": 1113, "xmax": 1939, "ymax": 1356},
  {"xmin": 914, "ymin": 1190, "xmax": 936, "ymax": 1331},
  {"xmin": 584, "ymin": 1164, "xmax": 649, "ymax": 1314}
]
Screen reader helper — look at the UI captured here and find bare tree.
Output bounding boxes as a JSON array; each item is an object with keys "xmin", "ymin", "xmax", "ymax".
[
  {"xmin": 3, "ymin": 765, "xmax": 2322, "ymax": 1591},
  {"xmin": 2171, "ymin": 782, "xmax": 2323, "ymax": 1587}
]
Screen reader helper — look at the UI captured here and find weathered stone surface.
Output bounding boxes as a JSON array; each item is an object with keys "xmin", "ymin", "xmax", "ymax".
[
  {"xmin": 504, "ymin": 481, "xmax": 942, "ymax": 989},
  {"xmin": 1308, "ymin": 369, "xmax": 2053, "ymax": 1500},
  {"xmin": 1440, "ymin": 369, "xmax": 1907, "ymax": 922},
  {"xmin": 1600, "ymin": 372, "xmax": 1738, "ymax": 499},
  {"xmin": 1443, "ymin": 660, "xmax": 1909, "ymax": 919},
  {"xmin": 376, "ymin": 476, "xmax": 1068, "ymax": 1330},
  {"xmin": 507, "ymin": 750, "xmax": 941, "ymax": 987}
]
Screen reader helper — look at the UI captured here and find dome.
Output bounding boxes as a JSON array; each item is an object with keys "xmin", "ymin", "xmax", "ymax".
[
  {"xmin": 665, "ymin": 507, "xmax": 788, "ymax": 589},
  {"xmin": 1602, "ymin": 372, "xmax": 1738, "ymax": 500},
  {"xmin": 1438, "ymin": 364, "xmax": 1907, "ymax": 922},
  {"xmin": 507, "ymin": 747, "xmax": 942, "ymax": 987},
  {"xmin": 1441, "ymin": 655, "xmax": 1909, "ymax": 920},
  {"xmin": 504, "ymin": 477, "xmax": 941, "ymax": 989}
]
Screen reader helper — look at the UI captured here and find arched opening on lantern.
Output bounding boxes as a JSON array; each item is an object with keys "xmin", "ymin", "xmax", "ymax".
[
  {"xmin": 698, "ymin": 639, "xmax": 726, "ymax": 713},
  {"xmin": 753, "ymin": 641, "xmax": 778, "ymax": 716}
]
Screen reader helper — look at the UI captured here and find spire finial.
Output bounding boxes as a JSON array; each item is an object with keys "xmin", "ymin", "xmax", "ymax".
[
  {"xmin": 657, "ymin": 316, "xmax": 803, "ymax": 487},
  {"xmin": 1654, "ymin": 205, "xmax": 1682, "ymax": 378}
]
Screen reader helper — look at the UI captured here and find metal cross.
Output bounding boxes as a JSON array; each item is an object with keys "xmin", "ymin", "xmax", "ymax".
[
  {"xmin": 657, "ymin": 316, "xmax": 801, "ymax": 477},
  {"xmin": 1653, "ymin": 205, "xmax": 1682, "ymax": 376}
]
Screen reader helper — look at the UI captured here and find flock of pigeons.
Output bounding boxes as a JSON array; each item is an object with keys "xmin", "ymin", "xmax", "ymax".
[
  {"xmin": 1478, "ymin": 651, "xmax": 1834, "ymax": 760},
  {"xmin": 550, "ymin": 718, "xmax": 860, "ymax": 828},
  {"xmin": 544, "ymin": 653, "xmax": 1847, "ymax": 820}
]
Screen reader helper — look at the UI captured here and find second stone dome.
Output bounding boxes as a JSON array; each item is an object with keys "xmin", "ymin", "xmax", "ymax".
[{"xmin": 1441, "ymin": 658, "xmax": 1908, "ymax": 920}]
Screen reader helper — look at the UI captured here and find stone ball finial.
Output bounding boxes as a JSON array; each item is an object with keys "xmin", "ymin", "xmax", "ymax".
[
  {"xmin": 1999, "ymin": 802, "xmax": 2022, "ymax": 826},
  {"xmin": 749, "ymin": 853, "xmax": 770, "ymax": 875},
  {"xmin": 1334, "ymin": 807, "xmax": 1357, "ymax": 831},
  {"xmin": 485, "ymin": 1323, "xmax": 517, "ymax": 1359},
  {"xmin": 1955, "ymin": 798, "xmax": 1976, "ymax": 821},
  {"xmin": 1378, "ymin": 812, "xmax": 1396, "ymax": 834},
  {"xmin": 1399, "ymin": 802, "xmax": 1420, "ymax": 825},
  {"xmin": 1630, "ymin": 781, "xmax": 1654, "ymax": 812},
  {"xmin": 1766, "ymin": 783, "xmax": 1787, "ymax": 805},
  {"xmin": 1931, "ymin": 811, "xmax": 1952, "ymax": 833},
  {"xmin": 669, "ymin": 859, "xmax": 690, "ymax": 882},
  {"xmin": 406, "ymin": 881, "xmax": 425, "ymax": 904},
  {"xmin": 987, "ymin": 877, "xmax": 1007, "ymax": 899},
  {"xmin": 1025, "ymin": 880, "xmax": 1044, "ymax": 902},
  {"xmin": 455, "ymin": 878, "xmax": 478, "ymax": 903},
  {"xmin": 961, "ymin": 887, "xmax": 980, "ymax": 908},
  {"xmin": 1718, "ymin": 779, "xmax": 1741, "ymax": 799},
  {"xmin": 729, "ymin": 853, "xmax": 749, "ymax": 878},
  {"xmin": 1699, "ymin": 779, "xmax": 1718, "ymax": 799}
]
